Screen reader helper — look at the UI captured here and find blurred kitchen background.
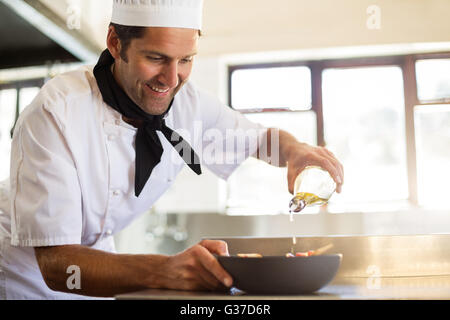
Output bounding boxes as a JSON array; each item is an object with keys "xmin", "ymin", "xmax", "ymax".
[{"xmin": 0, "ymin": 0, "xmax": 449, "ymax": 255}]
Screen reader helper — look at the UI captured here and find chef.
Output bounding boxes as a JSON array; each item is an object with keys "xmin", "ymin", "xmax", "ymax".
[{"xmin": 0, "ymin": 0, "xmax": 343, "ymax": 299}]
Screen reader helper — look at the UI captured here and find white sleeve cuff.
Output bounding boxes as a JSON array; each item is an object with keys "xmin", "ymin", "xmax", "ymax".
[{"xmin": 11, "ymin": 235, "xmax": 82, "ymax": 247}]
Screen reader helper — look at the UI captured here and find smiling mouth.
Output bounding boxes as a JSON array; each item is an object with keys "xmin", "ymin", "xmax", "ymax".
[{"xmin": 147, "ymin": 84, "xmax": 170, "ymax": 94}]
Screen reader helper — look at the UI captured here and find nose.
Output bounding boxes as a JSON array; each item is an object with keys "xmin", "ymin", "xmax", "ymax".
[{"xmin": 158, "ymin": 61, "xmax": 179, "ymax": 89}]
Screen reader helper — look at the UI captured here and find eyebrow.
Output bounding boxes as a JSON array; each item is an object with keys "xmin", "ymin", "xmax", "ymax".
[{"xmin": 141, "ymin": 50, "xmax": 198, "ymax": 59}]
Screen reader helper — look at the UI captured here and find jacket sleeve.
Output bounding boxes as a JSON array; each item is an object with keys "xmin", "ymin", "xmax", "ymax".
[{"xmin": 9, "ymin": 99, "xmax": 82, "ymax": 247}]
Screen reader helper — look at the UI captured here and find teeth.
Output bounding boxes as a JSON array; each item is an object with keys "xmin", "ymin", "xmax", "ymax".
[{"xmin": 149, "ymin": 85, "xmax": 169, "ymax": 93}]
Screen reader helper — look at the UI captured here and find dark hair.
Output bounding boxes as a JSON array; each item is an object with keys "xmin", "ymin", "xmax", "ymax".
[
  {"xmin": 110, "ymin": 22, "xmax": 202, "ymax": 62},
  {"xmin": 110, "ymin": 23, "xmax": 146, "ymax": 62}
]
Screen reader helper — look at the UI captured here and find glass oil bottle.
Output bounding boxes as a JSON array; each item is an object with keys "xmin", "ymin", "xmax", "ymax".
[{"xmin": 289, "ymin": 166, "xmax": 336, "ymax": 214}]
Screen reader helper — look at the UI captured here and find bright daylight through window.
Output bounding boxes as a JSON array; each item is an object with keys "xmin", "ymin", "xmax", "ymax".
[
  {"xmin": 228, "ymin": 62, "xmax": 424, "ymax": 214},
  {"xmin": 0, "ymin": 86, "xmax": 40, "ymax": 182},
  {"xmin": 227, "ymin": 66, "xmax": 316, "ymax": 215},
  {"xmin": 414, "ymin": 58, "xmax": 450, "ymax": 209},
  {"xmin": 231, "ymin": 66, "xmax": 311, "ymax": 110},
  {"xmin": 414, "ymin": 105, "xmax": 450, "ymax": 208},
  {"xmin": 416, "ymin": 59, "xmax": 450, "ymax": 102},
  {"xmin": 0, "ymin": 89, "xmax": 17, "ymax": 182},
  {"xmin": 322, "ymin": 66, "xmax": 408, "ymax": 212}
]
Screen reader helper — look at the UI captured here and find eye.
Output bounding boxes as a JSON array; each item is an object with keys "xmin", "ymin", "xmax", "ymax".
[
  {"xmin": 147, "ymin": 56, "xmax": 163, "ymax": 61},
  {"xmin": 180, "ymin": 58, "xmax": 193, "ymax": 64}
]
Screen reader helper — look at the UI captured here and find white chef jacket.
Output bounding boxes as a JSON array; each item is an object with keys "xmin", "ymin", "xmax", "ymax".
[{"xmin": 0, "ymin": 66, "xmax": 266, "ymax": 300}]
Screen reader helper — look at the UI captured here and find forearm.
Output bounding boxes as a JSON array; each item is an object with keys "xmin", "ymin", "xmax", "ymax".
[
  {"xmin": 255, "ymin": 128, "xmax": 302, "ymax": 167},
  {"xmin": 35, "ymin": 245, "xmax": 169, "ymax": 298}
]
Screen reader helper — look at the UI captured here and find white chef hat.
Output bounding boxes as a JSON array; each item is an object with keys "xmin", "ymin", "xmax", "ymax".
[{"xmin": 111, "ymin": 0, "xmax": 204, "ymax": 30}]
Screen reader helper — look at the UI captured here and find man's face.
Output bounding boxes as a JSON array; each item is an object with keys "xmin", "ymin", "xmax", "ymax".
[{"xmin": 111, "ymin": 27, "xmax": 199, "ymax": 115}]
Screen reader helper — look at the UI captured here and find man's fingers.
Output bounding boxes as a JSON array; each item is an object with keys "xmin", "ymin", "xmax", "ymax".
[
  {"xmin": 318, "ymin": 148, "xmax": 344, "ymax": 193},
  {"xmin": 191, "ymin": 263, "xmax": 222, "ymax": 291},
  {"xmin": 326, "ymin": 151, "xmax": 344, "ymax": 187},
  {"xmin": 323, "ymin": 148, "xmax": 344, "ymax": 183},
  {"xmin": 319, "ymin": 157, "xmax": 342, "ymax": 192},
  {"xmin": 199, "ymin": 239, "xmax": 229, "ymax": 256},
  {"xmin": 195, "ymin": 243, "xmax": 233, "ymax": 288},
  {"xmin": 197, "ymin": 263, "xmax": 228, "ymax": 291},
  {"xmin": 287, "ymin": 165, "xmax": 306, "ymax": 194},
  {"xmin": 286, "ymin": 145, "xmax": 344, "ymax": 196}
]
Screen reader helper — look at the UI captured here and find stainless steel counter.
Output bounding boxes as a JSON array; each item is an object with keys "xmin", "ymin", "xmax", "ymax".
[
  {"xmin": 116, "ymin": 276, "xmax": 450, "ymax": 300},
  {"xmin": 116, "ymin": 234, "xmax": 450, "ymax": 300}
]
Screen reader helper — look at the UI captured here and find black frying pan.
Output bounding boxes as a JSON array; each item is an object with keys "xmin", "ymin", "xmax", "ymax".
[{"xmin": 217, "ymin": 254, "xmax": 342, "ymax": 294}]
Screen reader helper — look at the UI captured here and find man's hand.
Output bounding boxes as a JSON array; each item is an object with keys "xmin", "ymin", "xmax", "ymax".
[
  {"xmin": 159, "ymin": 240, "xmax": 233, "ymax": 291},
  {"xmin": 285, "ymin": 142, "xmax": 344, "ymax": 194},
  {"xmin": 35, "ymin": 240, "xmax": 233, "ymax": 298}
]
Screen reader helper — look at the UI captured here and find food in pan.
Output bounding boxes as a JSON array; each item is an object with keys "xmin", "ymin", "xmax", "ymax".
[
  {"xmin": 285, "ymin": 253, "xmax": 295, "ymax": 257},
  {"xmin": 286, "ymin": 250, "xmax": 315, "ymax": 257},
  {"xmin": 238, "ymin": 244, "xmax": 334, "ymax": 258},
  {"xmin": 237, "ymin": 253, "xmax": 263, "ymax": 258}
]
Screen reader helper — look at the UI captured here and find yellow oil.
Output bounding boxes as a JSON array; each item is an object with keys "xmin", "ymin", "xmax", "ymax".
[
  {"xmin": 294, "ymin": 192, "xmax": 328, "ymax": 206},
  {"xmin": 289, "ymin": 192, "xmax": 329, "ymax": 214}
]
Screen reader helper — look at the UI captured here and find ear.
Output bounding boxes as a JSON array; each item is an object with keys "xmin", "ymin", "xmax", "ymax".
[{"xmin": 106, "ymin": 25, "xmax": 122, "ymax": 60}]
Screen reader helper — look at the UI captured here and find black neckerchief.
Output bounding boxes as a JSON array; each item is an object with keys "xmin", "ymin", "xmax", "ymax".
[{"xmin": 93, "ymin": 49, "xmax": 201, "ymax": 197}]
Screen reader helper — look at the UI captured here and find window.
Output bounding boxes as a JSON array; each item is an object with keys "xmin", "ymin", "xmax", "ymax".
[
  {"xmin": 19, "ymin": 87, "xmax": 40, "ymax": 113},
  {"xmin": 0, "ymin": 80, "xmax": 43, "ymax": 182},
  {"xmin": 414, "ymin": 105, "xmax": 450, "ymax": 208},
  {"xmin": 228, "ymin": 52, "xmax": 450, "ymax": 213},
  {"xmin": 322, "ymin": 66, "xmax": 408, "ymax": 210},
  {"xmin": 227, "ymin": 66, "xmax": 315, "ymax": 214},
  {"xmin": 0, "ymin": 89, "xmax": 17, "ymax": 181},
  {"xmin": 416, "ymin": 59, "xmax": 450, "ymax": 102},
  {"xmin": 414, "ymin": 57, "xmax": 450, "ymax": 209},
  {"xmin": 230, "ymin": 66, "xmax": 311, "ymax": 111}
]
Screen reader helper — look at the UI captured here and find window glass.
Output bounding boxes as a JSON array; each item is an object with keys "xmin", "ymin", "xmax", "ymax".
[
  {"xmin": 19, "ymin": 87, "xmax": 40, "ymax": 113},
  {"xmin": 226, "ymin": 111, "xmax": 317, "ymax": 215},
  {"xmin": 414, "ymin": 105, "xmax": 450, "ymax": 209},
  {"xmin": 322, "ymin": 66, "xmax": 408, "ymax": 211},
  {"xmin": 0, "ymin": 89, "xmax": 17, "ymax": 181},
  {"xmin": 416, "ymin": 59, "xmax": 450, "ymax": 102},
  {"xmin": 231, "ymin": 66, "xmax": 312, "ymax": 111}
]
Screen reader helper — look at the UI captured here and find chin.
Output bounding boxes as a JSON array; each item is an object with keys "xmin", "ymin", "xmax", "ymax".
[
  {"xmin": 143, "ymin": 105, "xmax": 169, "ymax": 116},
  {"xmin": 147, "ymin": 96, "xmax": 175, "ymax": 115}
]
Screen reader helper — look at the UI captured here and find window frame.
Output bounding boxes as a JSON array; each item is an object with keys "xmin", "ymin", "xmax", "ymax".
[
  {"xmin": 228, "ymin": 52, "xmax": 450, "ymax": 209},
  {"xmin": 0, "ymin": 78, "xmax": 45, "ymax": 137}
]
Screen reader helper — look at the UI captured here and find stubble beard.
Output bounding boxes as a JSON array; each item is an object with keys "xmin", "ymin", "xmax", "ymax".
[{"xmin": 140, "ymin": 80, "xmax": 188, "ymax": 116}]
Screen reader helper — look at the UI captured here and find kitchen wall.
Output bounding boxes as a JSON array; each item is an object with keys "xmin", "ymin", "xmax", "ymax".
[{"xmin": 38, "ymin": 0, "xmax": 450, "ymax": 58}]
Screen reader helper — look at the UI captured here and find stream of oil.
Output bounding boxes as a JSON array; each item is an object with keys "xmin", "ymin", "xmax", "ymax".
[
  {"xmin": 289, "ymin": 192, "xmax": 328, "ymax": 254},
  {"xmin": 289, "ymin": 209, "xmax": 296, "ymax": 254}
]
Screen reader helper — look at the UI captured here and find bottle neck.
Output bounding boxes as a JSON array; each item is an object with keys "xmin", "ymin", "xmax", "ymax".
[{"xmin": 289, "ymin": 198, "xmax": 306, "ymax": 213}]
